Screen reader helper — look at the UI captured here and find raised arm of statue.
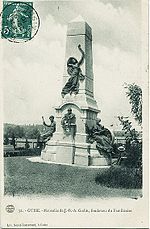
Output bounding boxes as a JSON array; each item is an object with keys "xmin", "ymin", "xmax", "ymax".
[
  {"xmin": 43, "ymin": 123, "xmax": 51, "ymax": 127},
  {"xmin": 42, "ymin": 116, "xmax": 51, "ymax": 127},
  {"xmin": 78, "ymin": 44, "xmax": 85, "ymax": 67},
  {"xmin": 42, "ymin": 116, "xmax": 46, "ymax": 125}
]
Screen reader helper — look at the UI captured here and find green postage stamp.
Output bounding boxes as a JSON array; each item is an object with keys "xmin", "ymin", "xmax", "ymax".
[{"xmin": 1, "ymin": 1, "xmax": 40, "ymax": 42}]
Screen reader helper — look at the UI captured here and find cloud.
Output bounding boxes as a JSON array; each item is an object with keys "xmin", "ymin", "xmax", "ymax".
[
  {"xmin": 46, "ymin": 0, "xmax": 141, "ymax": 54},
  {"xmin": 84, "ymin": 0, "xmax": 140, "ymax": 53},
  {"xmin": 3, "ymin": 0, "xmax": 142, "ymax": 129},
  {"xmin": 93, "ymin": 43, "xmax": 141, "ymax": 126},
  {"xmin": 35, "ymin": 0, "xmax": 141, "ymax": 53},
  {"xmin": 3, "ymin": 14, "xmax": 66, "ymax": 124}
]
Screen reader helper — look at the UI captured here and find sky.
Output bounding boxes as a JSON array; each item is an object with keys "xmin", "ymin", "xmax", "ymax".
[{"xmin": 2, "ymin": 0, "xmax": 142, "ymax": 129}]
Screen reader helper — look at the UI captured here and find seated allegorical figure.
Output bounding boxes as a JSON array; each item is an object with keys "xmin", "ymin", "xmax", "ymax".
[
  {"xmin": 40, "ymin": 115, "xmax": 56, "ymax": 143},
  {"xmin": 61, "ymin": 108, "xmax": 76, "ymax": 138},
  {"xmin": 86, "ymin": 118, "xmax": 113, "ymax": 155}
]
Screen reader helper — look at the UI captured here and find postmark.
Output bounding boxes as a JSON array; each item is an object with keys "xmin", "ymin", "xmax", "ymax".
[
  {"xmin": 5, "ymin": 204, "xmax": 15, "ymax": 213},
  {"xmin": 0, "ymin": 1, "xmax": 40, "ymax": 43}
]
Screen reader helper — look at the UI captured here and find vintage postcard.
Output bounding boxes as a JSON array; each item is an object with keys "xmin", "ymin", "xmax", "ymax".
[{"xmin": 0, "ymin": 0, "xmax": 149, "ymax": 228}]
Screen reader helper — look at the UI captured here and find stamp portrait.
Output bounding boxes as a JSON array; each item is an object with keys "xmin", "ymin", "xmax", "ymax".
[{"xmin": 1, "ymin": 1, "xmax": 40, "ymax": 42}]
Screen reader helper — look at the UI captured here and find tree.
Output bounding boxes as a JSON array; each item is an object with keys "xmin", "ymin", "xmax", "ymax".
[
  {"xmin": 14, "ymin": 125, "xmax": 25, "ymax": 138},
  {"xmin": 124, "ymin": 83, "xmax": 142, "ymax": 125},
  {"xmin": 4, "ymin": 133, "xmax": 9, "ymax": 145},
  {"xmin": 116, "ymin": 83, "xmax": 142, "ymax": 168},
  {"xmin": 4, "ymin": 125, "xmax": 14, "ymax": 138},
  {"xmin": 25, "ymin": 126, "xmax": 40, "ymax": 139},
  {"xmin": 118, "ymin": 116, "xmax": 139, "ymax": 140},
  {"xmin": 118, "ymin": 116, "xmax": 142, "ymax": 168}
]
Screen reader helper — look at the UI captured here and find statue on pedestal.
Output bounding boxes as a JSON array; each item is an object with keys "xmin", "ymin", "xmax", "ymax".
[
  {"xmin": 61, "ymin": 44, "xmax": 85, "ymax": 98},
  {"xmin": 41, "ymin": 18, "xmax": 110, "ymax": 166},
  {"xmin": 61, "ymin": 108, "xmax": 76, "ymax": 138},
  {"xmin": 86, "ymin": 118, "xmax": 113, "ymax": 156},
  {"xmin": 40, "ymin": 115, "xmax": 56, "ymax": 143}
]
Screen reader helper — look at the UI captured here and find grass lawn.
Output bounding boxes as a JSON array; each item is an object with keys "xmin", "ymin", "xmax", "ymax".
[{"xmin": 4, "ymin": 156, "xmax": 142, "ymax": 198}]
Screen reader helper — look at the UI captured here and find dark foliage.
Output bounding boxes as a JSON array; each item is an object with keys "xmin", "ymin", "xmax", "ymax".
[
  {"xmin": 118, "ymin": 116, "xmax": 142, "ymax": 169},
  {"xmin": 4, "ymin": 134, "xmax": 9, "ymax": 145},
  {"xmin": 95, "ymin": 166, "xmax": 142, "ymax": 189},
  {"xmin": 124, "ymin": 83, "xmax": 142, "ymax": 125},
  {"xmin": 4, "ymin": 123, "xmax": 44, "ymax": 141}
]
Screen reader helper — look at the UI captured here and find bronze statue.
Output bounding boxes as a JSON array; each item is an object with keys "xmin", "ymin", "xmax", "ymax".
[
  {"xmin": 86, "ymin": 118, "xmax": 113, "ymax": 156},
  {"xmin": 61, "ymin": 108, "xmax": 76, "ymax": 138},
  {"xmin": 40, "ymin": 115, "xmax": 56, "ymax": 143},
  {"xmin": 61, "ymin": 44, "xmax": 85, "ymax": 98}
]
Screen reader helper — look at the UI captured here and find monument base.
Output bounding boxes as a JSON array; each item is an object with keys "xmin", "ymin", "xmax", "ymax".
[{"xmin": 41, "ymin": 140, "xmax": 112, "ymax": 166}]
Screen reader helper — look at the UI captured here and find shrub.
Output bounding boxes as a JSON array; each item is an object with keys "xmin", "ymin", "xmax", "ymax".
[{"xmin": 95, "ymin": 166, "xmax": 142, "ymax": 189}]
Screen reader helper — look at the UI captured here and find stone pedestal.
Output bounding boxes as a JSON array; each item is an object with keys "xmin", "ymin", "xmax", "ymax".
[{"xmin": 41, "ymin": 17, "xmax": 111, "ymax": 166}]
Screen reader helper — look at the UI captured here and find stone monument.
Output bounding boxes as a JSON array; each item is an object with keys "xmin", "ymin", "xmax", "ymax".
[{"xmin": 41, "ymin": 16, "xmax": 113, "ymax": 166}]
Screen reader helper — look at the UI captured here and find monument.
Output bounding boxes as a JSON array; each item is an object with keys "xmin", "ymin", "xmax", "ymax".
[{"xmin": 41, "ymin": 16, "xmax": 113, "ymax": 166}]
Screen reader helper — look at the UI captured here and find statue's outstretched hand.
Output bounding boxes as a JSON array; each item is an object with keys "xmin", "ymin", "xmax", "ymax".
[
  {"xmin": 42, "ymin": 116, "xmax": 46, "ymax": 125},
  {"xmin": 78, "ymin": 44, "xmax": 85, "ymax": 66},
  {"xmin": 78, "ymin": 44, "xmax": 84, "ymax": 53},
  {"xmin": 78, "ymin": 44, "xmax": 81, "ymax": 49}
]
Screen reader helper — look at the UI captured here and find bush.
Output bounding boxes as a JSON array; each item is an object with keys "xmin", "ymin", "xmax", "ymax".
[
  {"xmin": 125, "ymin": 141, "xmax": 142, "ymax": 168},
  {"xmin": 95, "ymin": 166, "xmax": 142, "ymax": 189}
]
